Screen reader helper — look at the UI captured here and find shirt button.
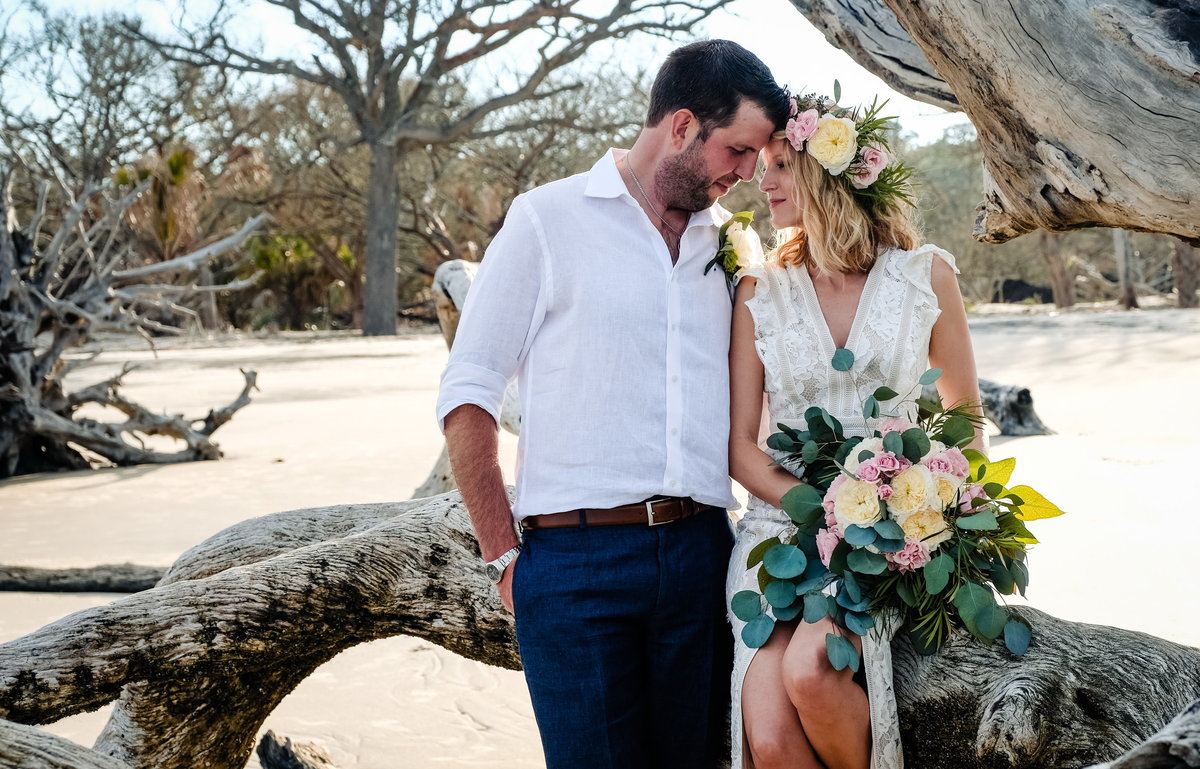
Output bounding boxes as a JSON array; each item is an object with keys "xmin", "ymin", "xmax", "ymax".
[
  {"xmin": 671, "ymin": 428, "xmax": 679, "ymax": 436},
  {"xmin": 671, "ymin": 375, "xmax": 679, "ymax": 383}
]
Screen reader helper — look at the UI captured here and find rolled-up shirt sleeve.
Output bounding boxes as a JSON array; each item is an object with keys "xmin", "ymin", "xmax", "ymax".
[{"xmin": 436, "ymin": 195, "xmax": 549, "ymax": 432}]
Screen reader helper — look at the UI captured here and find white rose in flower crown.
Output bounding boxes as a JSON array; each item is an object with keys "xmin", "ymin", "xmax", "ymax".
[
  {"xmin": 833, "ymin": 477, "xmax": 884, "ymax": 530},
  {"xmin": 806, "ymin": 115, "xmax": 859, "ymax": 176},
  {"xmin": 885, "ymin": 464, "xmax": 940, "ymax": 518},
  {"xmin": 894, "ymin": 505, "xmax": 953, "ymax": 550},
  {"xmin": 842, "ymin": 436, "xmax": 884, "ymax": 474},
  {"xmin": 724, "ymin": 221, "xmax": 763, "ymax": 271}
]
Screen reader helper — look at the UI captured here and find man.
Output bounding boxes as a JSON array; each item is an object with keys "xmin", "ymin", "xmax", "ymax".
[{"xmin": 437, "ymin": 39, "xmax": 789, "ymax": 769}]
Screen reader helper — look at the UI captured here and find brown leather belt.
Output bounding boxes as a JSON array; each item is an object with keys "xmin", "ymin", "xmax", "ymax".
[{"xmin": 521, "ymin": 496, "xmax": 722, "ymax": 530}]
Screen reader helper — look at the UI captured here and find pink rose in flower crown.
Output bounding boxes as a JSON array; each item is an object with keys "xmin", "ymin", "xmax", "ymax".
[
  {"xmin": 887, "ymin": 539, "xmax": 931, "ymax": 572},
  {"xmin": 816, "ymin": 527, "xmax": 841, "ymax": 567},
  {"xmin": 856, "ymin": 460, "xmax": 882, "ymax": 482},
  {"xmin": 877, "ymin": 416, "xmax": 919, "ymax": 435},
  {"xmin": 850, "ymin": 145, "xmax": 889, "ymax": 189},
  {"xmin": 959, "ymin": 483, "xmax": 988, "ymax": 513},
  {"xmin": 785, "ymin": 109, "xmax": 819, "ymax": 151},
  {"xmin": 877, "ymin": 483, "xmax": 893, "ymax": 501}
]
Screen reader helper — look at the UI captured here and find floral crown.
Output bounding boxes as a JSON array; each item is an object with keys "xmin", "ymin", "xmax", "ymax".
[{"xmin": 783, "ymin": 81, "xmax": 915, "ymax": 212}]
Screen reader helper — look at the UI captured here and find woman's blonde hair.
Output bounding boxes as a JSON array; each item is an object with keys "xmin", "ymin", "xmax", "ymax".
[{"xmin": 769, "ymin": 136, "xmax": 920, "ymax": 274}]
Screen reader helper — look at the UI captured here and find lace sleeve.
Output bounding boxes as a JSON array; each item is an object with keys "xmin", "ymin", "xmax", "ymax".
[
  {"xmin": 734, "ymin": 263, "xmax": 785, "ymax": 402},
  {"xmin": 897, "ymin": 243, "xmax": 959, "ymax": 305}
]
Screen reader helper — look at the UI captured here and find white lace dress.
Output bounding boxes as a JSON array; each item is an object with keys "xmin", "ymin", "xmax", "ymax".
[{"xmin": 727, "ymin": 244, "xmax": 959, "ymax": 769}]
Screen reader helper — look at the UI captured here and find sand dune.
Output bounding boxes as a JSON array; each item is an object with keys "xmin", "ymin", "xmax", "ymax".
[{"xmin": 2, "ymin": 307, "xmax": 1199, "ymax": 766}]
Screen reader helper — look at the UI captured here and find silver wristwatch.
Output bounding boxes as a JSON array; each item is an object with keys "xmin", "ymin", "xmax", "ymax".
[{"xmin": 484, "ymin": 545, "xmax": 521, "ymax": 583}]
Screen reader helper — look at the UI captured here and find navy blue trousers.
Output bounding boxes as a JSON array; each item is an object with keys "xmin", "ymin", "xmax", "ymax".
[{"xmin": 512, "ymin": 509, "xmax": 735, "ymax": 769}]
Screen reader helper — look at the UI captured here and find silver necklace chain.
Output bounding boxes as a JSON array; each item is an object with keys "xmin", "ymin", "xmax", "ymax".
[{"xmin": 626, "ymin": 157, "xmax": 683, "ymax": 238}]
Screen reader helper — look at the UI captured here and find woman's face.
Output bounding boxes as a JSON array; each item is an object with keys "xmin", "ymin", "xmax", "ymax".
[{"xmin": 758, "ymin": 141, "xmax": 802, "ymax": 229}]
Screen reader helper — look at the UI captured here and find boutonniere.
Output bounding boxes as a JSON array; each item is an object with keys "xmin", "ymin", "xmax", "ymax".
[{"xmin": 705, "ymin": 211, "xmax": 757, "ymax": 290}]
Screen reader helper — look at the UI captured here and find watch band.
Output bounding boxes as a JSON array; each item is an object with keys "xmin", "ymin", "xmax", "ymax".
[{"xmin": 484, "ymin": 545, "xmax": 521, "ymax": 584}]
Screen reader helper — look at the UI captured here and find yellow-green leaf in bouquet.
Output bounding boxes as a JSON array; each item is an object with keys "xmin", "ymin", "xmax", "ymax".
[
  {"xmin": 978, "ymin": 456, "xmax": 1016, "ymax": 486},
  {"xmin": 1008, "ymin": 485, "xmax": 1066, "ymax": 520}
]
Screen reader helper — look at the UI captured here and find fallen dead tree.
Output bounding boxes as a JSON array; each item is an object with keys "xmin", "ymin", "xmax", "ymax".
[
  {"xmin": 1, "ymin": 490, "xmax": 1198, "ymax": 769},
  {"xmin": 0, "ymin": 166, "xmax": 264, "ymax": 478},
  {"xmin": 0, "ymin": 564, "xmax": 165, "ymax": 593}
]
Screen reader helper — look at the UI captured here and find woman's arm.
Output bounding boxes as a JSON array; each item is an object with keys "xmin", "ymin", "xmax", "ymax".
[
  {"xmin": 927, "ymin": 256, "xmax": 988, "ymax": 454},
  {"xmin": 729, "ymin": 277, "xmax": 807, "ymax": 509}
]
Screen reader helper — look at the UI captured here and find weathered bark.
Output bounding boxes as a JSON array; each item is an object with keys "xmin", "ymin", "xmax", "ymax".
[
  {"xmin": 1173, "ymin": 240, "xmax": 1199, "ymax": 309},
  {"xmin": 1040, "ymin": 231, "xmax": 1076, "ymax": 309},
  {"xmin": 362, "ymin": 142, "xmax": 400, "ymax": 336},
  {"xmin": 0, "ymin": 564, "xmax": 165, "ymax": 592},
  {"xmin": 1086, "ymin": 698, "xmax": 1200, "ymax": 769},
  {"xmin": 0, "ymin": 167, "xmax": 263, "ymax": 477},
  {"xmin": 0, "ymin": 491, "xmax": 1197, "ymax": 769},
  {"xmin": 0, "ymin": 719, "xmax": 131, "ymax": 769},
  {"xmin": 257, "ymin": 730, "xmax": 339, "ymax": 769},
  {"xmin": 977, "ymin": 380, "xmax": 1052, "ymax": 437},
  {"xmin": 786, "ymin": 0, "xmax": 1200, "ymax": 245},
  {"xmin": 1114, "ymin": 229, "xmax": 1141, "ymax": 310}
]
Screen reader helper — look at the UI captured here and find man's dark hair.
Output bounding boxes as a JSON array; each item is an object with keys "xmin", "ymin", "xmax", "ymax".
[{"xmin": 646, "ymin": 40, "xmax": 790, "ymax": 137}]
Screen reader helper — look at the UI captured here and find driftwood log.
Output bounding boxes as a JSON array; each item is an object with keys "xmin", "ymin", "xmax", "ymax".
[
  {"xmin": 0, "ymin": 166, "xmax": 264, "ymax": 478},
  {"xmin": 0, "ymin": 564, "xmax": 165, "ymax": 593},
  {"xmin": 1085, "ymin": 698, "xmax": 1200, "ymax": 769},
  {"xmin": 256, "ymin": 730, "xmax": 338, "ymax": 769},
  {"xmin": 786, "ymin": 0, "xmax": 1200, "ymax": 246},
  {"xmin": 0, "ymin": 491, "xmax": 1198, "ymax": 769}
]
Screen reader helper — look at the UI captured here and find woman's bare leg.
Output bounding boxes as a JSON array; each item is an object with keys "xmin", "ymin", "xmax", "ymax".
[
  {"xmin": 781, "ymin": 619, "xmax": 870, "ymax": 769},
  {"xmin": 741, "ymin": 622, "xmax": 824, "ymax": 769}
]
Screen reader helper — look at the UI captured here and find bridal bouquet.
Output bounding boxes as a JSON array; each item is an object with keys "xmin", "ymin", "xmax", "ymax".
[{"xmin": 731, "ymin": 350, "xmax": 1065, "ymax": 670}]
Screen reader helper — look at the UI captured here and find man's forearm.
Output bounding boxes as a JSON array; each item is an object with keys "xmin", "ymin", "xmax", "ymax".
[{"xmin": 443, "ymin": 404, "xmax": 521, "ymax": 561}]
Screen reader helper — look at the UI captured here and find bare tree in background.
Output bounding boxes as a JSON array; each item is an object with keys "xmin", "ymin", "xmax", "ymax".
[
  {"xmin": 127, "ymin": 0, "xmax": 732, "ymax": 336},
  {"xmin": 1112, "ymin": 229, "xmax": 1140, "ymax": 311},
  {"xmin": 1172, "ymin": 240, "xmax": 1198, "ymax": 310}
]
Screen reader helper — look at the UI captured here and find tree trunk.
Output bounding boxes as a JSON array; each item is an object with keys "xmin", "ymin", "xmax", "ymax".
[
  {"xmin": 1, "ymin": 492, "xmax": 1198, "ymax": 769},
  {"xmin": 0, "ymin": 564, "xmax": 165, "ymax": 592},
  {"xmin": 1173, "ymin": 240, "xmax": 1199, "ymax": 309},
  {"xmin": 1113, "ymin": 229, "xmax": 1141, "ymax": 310},
  {"xmin": 1040, "ymin": 231, "xmax": 1075, "ymax": 309},
  {"xmin": 785, "ymin": 0, "xmax": 1200, "ymax": 246},
  {"xmin": 362, "ymin": 141, "xmax": 400, "ymax": 336}
]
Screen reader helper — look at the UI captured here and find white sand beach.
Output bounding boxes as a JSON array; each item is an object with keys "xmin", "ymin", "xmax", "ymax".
[{"xmin": 2, "ymin": 305, "xmax": 1199, "ymax": 767}]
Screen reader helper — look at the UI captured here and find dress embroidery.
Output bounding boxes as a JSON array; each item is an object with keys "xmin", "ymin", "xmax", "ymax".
[{"xmin": 729, "ymin": 244, "xmax": 958, "ymax": 769}]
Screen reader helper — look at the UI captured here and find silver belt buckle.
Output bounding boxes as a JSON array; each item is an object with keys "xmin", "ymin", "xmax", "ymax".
[{"xmin": 645, "ymin": 497, "xmax": 669, "ymax": 526}]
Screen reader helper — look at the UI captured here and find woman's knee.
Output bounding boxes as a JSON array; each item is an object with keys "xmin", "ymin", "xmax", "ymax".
[
  {"xmin": 780, "ymin": 627, "xmax": 847, "ymax": 707},
  {"xmin": 746, "ymin": 724, "xmax": 806, "ymax": 769}
]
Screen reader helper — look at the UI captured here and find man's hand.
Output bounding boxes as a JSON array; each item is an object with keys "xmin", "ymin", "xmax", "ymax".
[{"xmin": 497, "ymin": 553, "xmax": 518, "ymax": 614}]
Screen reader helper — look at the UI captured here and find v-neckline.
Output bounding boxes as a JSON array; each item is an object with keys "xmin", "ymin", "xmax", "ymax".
[{"xmin": 798, "ymin": 251, "xmax": 888, "ymax": 356}]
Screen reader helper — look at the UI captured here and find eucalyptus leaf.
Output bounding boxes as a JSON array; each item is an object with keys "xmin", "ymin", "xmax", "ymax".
[
  {"xmin": 990, "ymin": 561, "xmax": 1017, "ymax": 595},
  {"xmin": 742, "ymin": 614, "xmax": 776, "ymax": 648},
  {"xmin": 842, "ymin": 571, "xmax": 863, "ymax": 603},
  {"xmin": 836, "ymin": 590, "xmax": 871, "ymax": 613},
  {"xmin": 766, "ymin": 579, "xmax": 799, "ymax": 609},
  {"xmin": 957, "ymin": 510, "xmax": 999, "ymax": 530},
  {"xmin": 825, "ymin": 633, "xmax": 860, "ymax": 672},
  {"xmin": 924, "ymin": 553, "xmax": 954, "ymax": 594},
  {"xmin": 874, "ymin": 519, "xmax": 905, "ymax": 540},
  {"xmin": 883, "ymin": 431, "xmax": 904, "ymax": 456},
  {"xmin": 863, "ymin": 396, "xmax": 880, "ymax": 419},
  {"xmin": 844, "ymin": 610, "xmax": 874, "ymax": 636},
  {"xmin": 764, "ymin": 544, "xmax": 808, "ymax": 579},
  {"xmin": 919, "ymin": 368, "xmax": 943, "ymax": 385},
  {"xmin": 940, "ymin": 415, "xmax": 975, "ymax": 447},
  {"xmin": 747, "ymin": 536, "xmax": 782, "ymax": 569},
  {"xmin": 773, "ymin": 602, "xmax": 804, "ymax": 622},
  {"xmin": 802, "ymin": 440, "xmax": 821, "ymax": 463},
  {"xmin": 897, "ymin": 579, "xmax": 918, "ymax": 607},
  {"xmin": 844, "ymin": 524, "xmax": 878, "ymax": 547},
  {"xmin": 730, "ymin": 590, "xmax": 764, "ymax": 622},
  {"xmin": 953, "ymin": 581, "xmax": 998, "ymax": 641},
  {"xmin": 873, "ymin": 386, "xmax": 899, "ymax": 402},
  {"xmin": 901, "ymin": 428, "xmax": 931, "ymax": 462},
  {"xmin": 847, "ymin": 549, "xmax": 888, "ymax": 575},
  {"xmin": 831, "ymin": 348, "xmax": 855, "ymax": 372},
  {"xmin": 803, "ymin": 592, "xmax": 831, "ymax": 623},
  {"xmin": 874, "ymin": 537, "xmax": 905, "ymax": 553},
  {"xmin": 1003, "ymin": 617, "xmax": 1032, "ymax": 655}
]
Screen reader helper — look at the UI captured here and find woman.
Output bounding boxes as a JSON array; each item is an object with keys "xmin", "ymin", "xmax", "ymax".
[{"xmin": 726, "ymin": 92, "xmax": 988, "ymax": 769}]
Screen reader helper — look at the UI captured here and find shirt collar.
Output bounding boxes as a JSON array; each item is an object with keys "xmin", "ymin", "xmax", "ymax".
[{"xmin": 585, "ymin": 149, "xmax": 729, "ymax": 231}]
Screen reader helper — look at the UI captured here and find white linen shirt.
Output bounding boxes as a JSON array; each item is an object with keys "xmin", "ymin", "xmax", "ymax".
[{"xmin": 436, "ymin": 149, "xmax": 740, "ymax": 520}]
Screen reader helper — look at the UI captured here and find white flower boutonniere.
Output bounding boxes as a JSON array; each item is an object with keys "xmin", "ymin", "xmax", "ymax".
[{"xmin": 704, "ymin": 211, "xmax": 758, "ymax": 285}]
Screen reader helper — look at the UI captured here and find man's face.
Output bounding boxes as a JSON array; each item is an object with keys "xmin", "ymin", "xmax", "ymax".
[{"xmin": 657, "ymin": 100, "xmax": 777, "ymax": 212}]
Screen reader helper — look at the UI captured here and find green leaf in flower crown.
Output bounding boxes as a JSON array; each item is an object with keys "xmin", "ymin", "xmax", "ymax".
[
  {"xmin": 901, "ymin": 428, "xmax": 931, "ymax": 462},
  {"xmin": 742, "ymin": 614, "xmax": 775, "ymax": 648},
  {"xmin": 882, "ymin": 431, "xmax": 904, "ymax": 457},
  {"xmin": 1003, "ymin": 616, "xmax": 1032, "ymax": 655},
  {"xmin": 731, "ymin": 590, "xmax": 764, "ymax": 622},
  {"xmin": 766, "ymin": 579, "xmax": 799, "ymax": 609},
  {"xmin": 781, "ymin": 484, "xmax": 825, "ymax": 532},
  {"xmin": 924, "ymin": 553, "xmax": 954, "ymax": 594},
  {"xmin": 802, "ymin": 440, "xmax": 821, "ymax": 464},
  {"xmin": 919, "ymin": 368, "xmax": 943, "ymax": 385},
  {"xmin": 957, "ymin": 510, "xmax": 999, "ymax": 530},
  {"xmin": 873, "ymin": 386, "xmax": 899, "ymax": 402},
  {"xmin": 831, "ymin": 348, "xmax": 855, "ymax": 371},
  {"xmin": 844, "ymin": 524, "xmax": 878, "ymax": 548},
  {"xmin": 747, "ymin": 536, "xmax": 782, "ymax": 569},
  {"xmin": 764, "ymin": 544, "xmax": 808, "ymax": 579},
  {"xmin": 826, "ymin": 632, "xmax": 860, "ymax": 672},
  {"xmin": 1009, "ymin": 485, "xmax": 1066, "ymax": 521},
  {"xmin": 803, "ymin": 591, "xmax": 831, "ymax": 623},
  {"xmin": 844, "ymin": 610, "xmax": 874, "ymax": 636},
  {"xmin": 847, "ymin": 549, "xmax": 888, "ymax": 575}
]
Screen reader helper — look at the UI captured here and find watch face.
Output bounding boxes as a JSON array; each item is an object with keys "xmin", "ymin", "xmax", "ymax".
[{"xmin": 485, "ymin": 564, "xmax": 501, "ymax": 583}]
